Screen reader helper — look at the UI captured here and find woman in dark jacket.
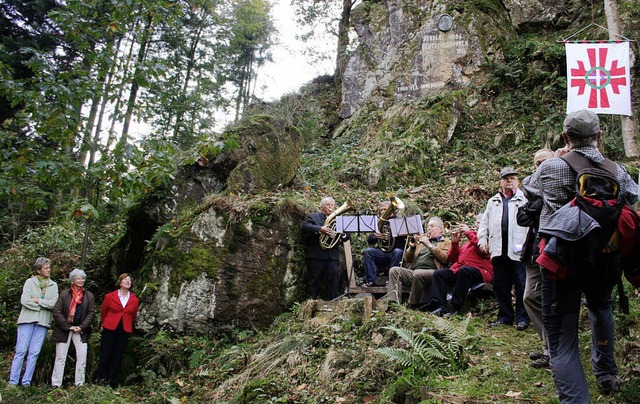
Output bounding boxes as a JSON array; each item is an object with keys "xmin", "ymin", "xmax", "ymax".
[
  {"xmin": 50, "ymin": 268, "xmax": 95, "ymax": 387},
  {"xmin": 97, "ymin": 273, "xmax": 139, "ymax": 388}
]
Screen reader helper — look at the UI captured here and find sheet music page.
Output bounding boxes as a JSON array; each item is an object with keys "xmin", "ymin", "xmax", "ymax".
[{"xmin": 389, "ymin": 215, "xmax": 423, "ymax": 236}]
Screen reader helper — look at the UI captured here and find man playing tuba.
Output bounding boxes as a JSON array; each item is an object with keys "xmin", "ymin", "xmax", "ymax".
[
  {"xmin": 362, "ymin": 200, "xmax": 406, "ymax": 287},
  {"xmin": 301, "ymin": 196, "xmax": 350, "ymax": 300}
]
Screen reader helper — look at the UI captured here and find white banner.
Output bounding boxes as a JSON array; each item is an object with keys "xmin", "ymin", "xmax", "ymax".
[{"xmin": 565, "ymin": 42, "xmax": 631, "ymax": 116}]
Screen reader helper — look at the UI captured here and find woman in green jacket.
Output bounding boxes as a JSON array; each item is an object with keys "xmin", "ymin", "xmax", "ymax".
[{"xmin": 8, "ymin": 257, "xmax": 59, "ymax": 386}]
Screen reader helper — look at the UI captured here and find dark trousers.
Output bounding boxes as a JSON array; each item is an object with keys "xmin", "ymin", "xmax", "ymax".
[
  {"xmin": 492, "ymin": 256, "xmax": 528, "ymax": 324},
  {"xmin": 306, "ymin": 258, "xmax": 339, "ymax": 300},
  {"xmin": 542, "ymin": 255, "xmax": 619, "ymax": 403},
  {"xmin": 363, "ymin": 247, "xmax": 403, "ymax": 283},
  {"xmin": 430, "ymin": 266, "xmax": 483, "ymax": 311},
  {"xmin": 97, "ymin": 320, "xmax": 129, "ymax": 388}
]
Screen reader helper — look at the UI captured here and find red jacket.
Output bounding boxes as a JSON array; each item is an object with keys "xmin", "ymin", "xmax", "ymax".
[
  {"xmin": 100, "ymin": 290, "xmax": 139, "ymax": 333},
  {"xmin": 448, "ymin": 230, "xmax": 493, "ymax": 283}
]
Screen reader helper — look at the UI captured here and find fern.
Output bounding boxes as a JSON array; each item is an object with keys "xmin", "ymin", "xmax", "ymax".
[{"xmin": 375, "ymin": 317, "xmax": 474, "ymax": 375}]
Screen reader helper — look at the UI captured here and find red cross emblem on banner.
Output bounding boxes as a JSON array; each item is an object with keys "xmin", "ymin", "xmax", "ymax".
[{"xmin": 569, "ymin": 47, "xmax": 627, "ymax": 109}]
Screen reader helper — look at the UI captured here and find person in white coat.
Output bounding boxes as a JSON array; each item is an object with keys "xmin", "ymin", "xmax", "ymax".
[{"xmin": 478, "ymin": 167, "xmax": 530, "ymax": 330}]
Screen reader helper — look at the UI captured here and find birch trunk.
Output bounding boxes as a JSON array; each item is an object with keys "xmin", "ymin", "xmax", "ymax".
[{"xmin": 604, "ymin": 0, "xmax": 638, "ymax": 157}]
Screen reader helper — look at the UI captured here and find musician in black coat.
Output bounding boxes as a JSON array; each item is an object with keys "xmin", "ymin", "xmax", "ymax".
[{"xmin": 301, "ymin": 197, "xmax": 348, "ymax": 300}]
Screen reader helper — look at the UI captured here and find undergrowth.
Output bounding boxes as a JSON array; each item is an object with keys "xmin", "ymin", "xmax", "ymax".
[{"xmin": 2, "ymin": 290, "xmax": 640, "ymax": 403}]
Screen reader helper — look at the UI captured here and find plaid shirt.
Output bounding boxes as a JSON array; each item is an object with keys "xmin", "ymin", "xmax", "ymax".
[{"xmin": 524, "ymin": 146, "xmax": 638, "ymax": 228}]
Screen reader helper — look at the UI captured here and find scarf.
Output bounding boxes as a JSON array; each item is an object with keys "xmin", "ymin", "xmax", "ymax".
[
  {"xmin": 67, "ymin": 285, "xmax": 84, "ymax": 323},
  {"xmin": 36, "ymin": 275, "xmax": 49, "ymax": 298}
]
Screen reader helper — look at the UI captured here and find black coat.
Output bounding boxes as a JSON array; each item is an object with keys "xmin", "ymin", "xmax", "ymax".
[{"xmin": 301, "ymin": 212, "xmax": 347, "ymax": 260}]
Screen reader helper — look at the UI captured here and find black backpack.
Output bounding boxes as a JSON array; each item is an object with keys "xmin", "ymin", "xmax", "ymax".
[{"xmin": 561, "ymin": 152, "xmax": 623, "ymax": 254}]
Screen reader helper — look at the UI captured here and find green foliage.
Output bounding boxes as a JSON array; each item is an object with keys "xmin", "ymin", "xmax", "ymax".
[{"xmin": 375, "ymin": 318, "xmax": 474, "ymax": 374}]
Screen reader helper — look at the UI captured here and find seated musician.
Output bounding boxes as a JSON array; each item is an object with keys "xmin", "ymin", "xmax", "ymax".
[
  {"xmin": 362, "ymin": 201, "xmax": 406, "ymax": 287},
  {"xmin": 428, "ymin": 216, "xmax": 493, "ymax": 316},
  {"xmin": 387, "ymin": 216, "xmax": 451, "ymax": 309}
]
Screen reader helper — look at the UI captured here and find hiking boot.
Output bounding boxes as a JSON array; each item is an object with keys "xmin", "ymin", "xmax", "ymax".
[
  {"xmin": 596, "ymin": 374, "xmax": 622, "ymax": 395},
  {"xmin": 531, "ymin": 355, "xmax": 550, "ymax": 369},
  {"xmin": 516, "ymin": 321, "xmax": 529, "ymax": 331}
]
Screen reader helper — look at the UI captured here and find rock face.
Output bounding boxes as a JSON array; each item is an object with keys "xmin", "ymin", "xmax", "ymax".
[
  {"xmin": 339, "ymin": 0, "xmax": 583, "ymax": 118},
  {"xmin": 341, "ymin": 1, "xmax": 484, "ymax": 118}
]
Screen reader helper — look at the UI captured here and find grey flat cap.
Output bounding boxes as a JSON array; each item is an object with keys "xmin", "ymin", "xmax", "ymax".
[
  {"xmin": 500, "ymin": 167, "xmax": 519, "ymax": 178},
  {"xmin": 563, "ymin": 110, "xmax": 600, "ymax": 138}
]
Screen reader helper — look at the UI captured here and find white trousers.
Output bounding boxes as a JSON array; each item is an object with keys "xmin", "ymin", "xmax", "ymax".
[{"xmin": 51, "ymin": 331, "xmax": 87, "ymax": 387}]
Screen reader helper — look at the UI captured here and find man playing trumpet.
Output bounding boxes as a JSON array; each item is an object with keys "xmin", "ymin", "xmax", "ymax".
[
  {"xmin": 362, "ymin": 201, "xmax": 406, "ymax": 287},
  {"xmin": 387, "ymin": 216, "xmax": 451, "ymax": 309},
  {"xmin": 428, "ymin": 217, "xmax": 493, "ymax": 316}
]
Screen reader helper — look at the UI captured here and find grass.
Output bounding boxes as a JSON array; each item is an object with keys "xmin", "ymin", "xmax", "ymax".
[{"xmin": 1, "ymin": 291, "xmax": 640, "ymax": 403}]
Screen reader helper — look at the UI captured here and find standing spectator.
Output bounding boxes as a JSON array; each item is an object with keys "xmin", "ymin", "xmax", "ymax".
[
  {"xmin": 521, "ymin": 148, "xmax": 555, "ymax": 368},
  {"xmin": 97, "ymin": 273, "xmax": 140, "ymax": 388},
  {"xmin": 301, "ymin": 197, "xmax": 349, "ymax": 300},
  {"xmin": 478, "ymin": 167, "xmax": 529, "ymax": 330},
  {"xmin": 51, "ymin": 269, "xmax": 95, "ymax": 388},
  {"xmin": 528, "ymin": 109, "xmax": 638, "ymax": 401},
  {"xmin": 8, "ymin": 257, "xmax": 59, "ymax": 386}
]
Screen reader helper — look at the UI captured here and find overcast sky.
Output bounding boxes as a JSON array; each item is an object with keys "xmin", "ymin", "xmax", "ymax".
[{"xmin": 253, "ymin": 0, "xmax": 336, "ymax": 101}]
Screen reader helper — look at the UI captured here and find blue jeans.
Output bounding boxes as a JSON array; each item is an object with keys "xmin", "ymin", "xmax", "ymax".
[
  {"xmin": 363, "ymin": 247, "xmax": 403, "ymax": 283},
  {"xmin": 9, "ymin": 322, "xmax": 48, "ymax": 385},
  {"xmin": 492, "ymin": 256, "xmax": 529, "ymax": 324},
  {"xmin": 542, "ymin": 257, "xmax": 619, "ymax": 403}
]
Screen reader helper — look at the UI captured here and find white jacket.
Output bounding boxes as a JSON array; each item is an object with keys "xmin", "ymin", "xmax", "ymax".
[{"xmin": 477, "ymin": 188, "xmax": 528, "ymax": 261}]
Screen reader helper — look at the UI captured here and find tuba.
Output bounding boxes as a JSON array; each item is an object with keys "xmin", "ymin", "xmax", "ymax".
[
  {"xmin": 319, "ymin": 200, "xmax": 355, "ymax": 250},
  {"xmin": 376, "ymin": 197, "xmax": 405, "ymax": 252}
]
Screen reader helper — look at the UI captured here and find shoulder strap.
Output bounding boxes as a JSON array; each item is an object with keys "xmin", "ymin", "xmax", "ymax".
[{"xmin": 561, "ymin": 151, "xmax": 617, "ymax": 177}]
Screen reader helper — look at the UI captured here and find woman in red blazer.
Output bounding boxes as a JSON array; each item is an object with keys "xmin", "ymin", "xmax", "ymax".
[{"xmin": 96, "ymin": 273, "xmax": 139, "ymax": 388}]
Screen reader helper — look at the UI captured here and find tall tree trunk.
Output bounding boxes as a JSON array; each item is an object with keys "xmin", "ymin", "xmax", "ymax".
[
  {"xmin": 108, "ymin": 32, "xmax": 137, "ymax": 149},
  {"xmin": 121, "ymin": 16, "xmax": 153, "ymax": 145},
  {"xmin": 173, "ymin": 21, "xmax": 204, "ymax": 141},
  {"xmin": 604, "ymin": 0, "xmax": 638, "ymax": 158},
  {"xmin": 92, "ymin": 35, "xmax": 123, "ymax": 165},
  {"xmin": 334, "ymin": 0, "xmax": 353, "ymax": 91}
]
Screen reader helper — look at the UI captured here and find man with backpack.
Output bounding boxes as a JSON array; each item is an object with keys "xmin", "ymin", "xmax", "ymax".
[{"xmin": 526, "ymin": 109, "xmax": 638, "ymax": 403}]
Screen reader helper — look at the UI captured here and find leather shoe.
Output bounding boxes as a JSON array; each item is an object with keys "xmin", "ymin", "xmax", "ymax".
[
  {"xmin": 531, "ymin": 355, "xmax": 550, "ymax": 368},
  {"xmin": 490, "ymin": 320, "xmax": 511, "ymax": 327},
  {"xmin": 529, "ymin": 351, "xmax": 544, "ymax": 360},
  {"xmin": 516, "ymin": 321, "xmax": 529, "ymax": 331}
]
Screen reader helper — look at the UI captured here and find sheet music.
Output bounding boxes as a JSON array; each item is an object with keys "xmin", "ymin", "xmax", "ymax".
[
  {"xmin": 389, "ymin": 215, "xmax": 423, "ymax": 237},
  {"xmin": 336, "ymin": 215, "xmax": 377, "ymax": 233}
]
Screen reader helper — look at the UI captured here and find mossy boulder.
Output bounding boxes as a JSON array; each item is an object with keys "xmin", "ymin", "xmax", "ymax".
[{"xmin": 135, "ymin": 195, "xmax": 312, "ymax": 334}]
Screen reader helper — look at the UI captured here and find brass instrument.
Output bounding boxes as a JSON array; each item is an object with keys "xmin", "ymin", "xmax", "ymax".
[
  {"xmin": 376, "ymin": 197, "xmax": 405, "ymax": 253},
  {"xmin": 443, "ymin": 221, "xmax": 452, "ymax": 235},
  {"xmin": 319, "ymin": 200, "xmax": 355, "ymax": 250}
]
